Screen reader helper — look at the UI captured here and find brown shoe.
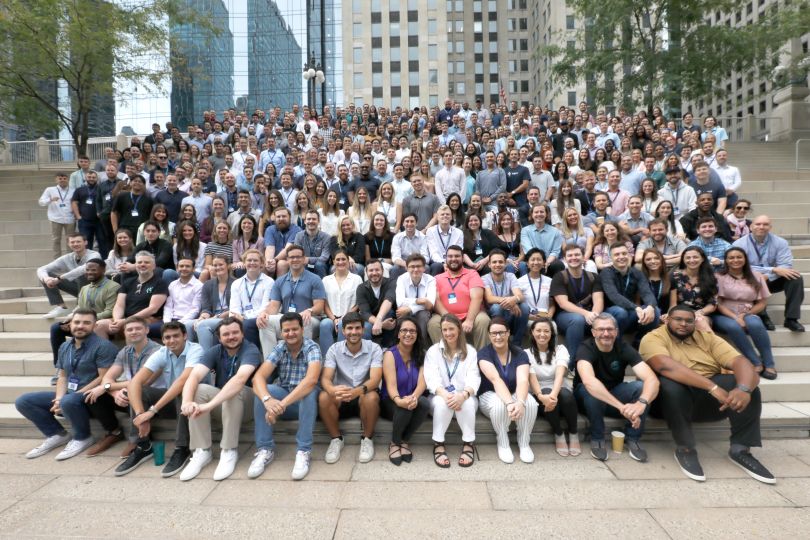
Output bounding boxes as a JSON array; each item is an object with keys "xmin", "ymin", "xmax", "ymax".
[
  {"xmin": 119, "ymin": 442, "xmax": 137, "ymax": 458},
  {"xmin": 86, "ymin": 431, "xmax": 123, "ymax": 457}
]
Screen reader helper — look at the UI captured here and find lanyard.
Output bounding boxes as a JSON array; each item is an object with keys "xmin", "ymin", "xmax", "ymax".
[
  {"xmin": 528, "ymin": 276, "xmax": 542, "ymax": 306},
  {"xmin": 130, "ymin": 193, "xmax": 142, "ymax": 208},
  {"xmin": 382, "ymin": 201, "xmax": 391, "ymax": 217},
  {"xmin": 218, "ymin": 288, "xmax": 228, "ymax": 313},
  {"xmin": 57, "ymin": 187, "xmax": 69, "ymax": 205},
  {"xmin": 447, "ymin": 275, "xmax": 462, "ymax": 292},
  {"xmin": 749, "ymin": 235, "xmax": 767, "ymax": 265},
  {"xmin": 409, "ymin": 280, "xmax": 421, "ymax": 298},
  {"xmin": 373, "ymin": 237, "xmax": 386, "ymax": 256},
  {"xmin": 650, "ymin": 280, "xmax": 663, "ymax": 300},
  {"xmin": 437, "ymin": 225, "xmax": 451, "ymax": 254},
  {"xmin": 282, "ymin": 188, "xmax": 294, "ymax": 205},
  {"xmin": 445, "ymin": 353, "xmax": 460, "ymax": 382},
  {"xmin": 492, "ymin": 275, "xmax": 506, "ymax": 297},
  {"xmin": 644, "ymin": 199, "xmax": 653, "ymax": 213},
  {"xmin": 86, "ymin": 279, "xmax": 107, "ymax": 308},
  {"xmin": 495, "ymin": 350, "xmax": 511, "ymax": 381},
  {"xmin": 67, "ymin": 343, "xmax": 83, "ymax": 375},
  {"xmin": 608, "ymin": 190, "xmax": 620, "ymax": 205},
  {"xmin": 622, "ymin": 272, "xmax": 632, "ymax": 295},
  {"xmin": 244, "ymin": 276, "xmax": 261, "ymax": 304},
  {"xmin": 223, "ymin": 349, "xmax": 239, "ymax": 380}
]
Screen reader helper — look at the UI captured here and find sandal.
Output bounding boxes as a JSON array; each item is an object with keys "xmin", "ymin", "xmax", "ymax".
[
  {"xmin": 400, "ymin": 442, "xmax": 413, "ymax": 463},
  {"xmin": 388, "ymin": 443, "xmax": 402, "ymax": 466},
  {"xmin": 568, "ymin": 435, "xmax": 582, "ymax": 457},
  {"xmin": 761, "ymin": 367, "xmax": 778, "ymax": 380},
  {"xmin": 433, "ymin": 442, "xmax": 450, "ymax": 468},
  {"xmin": 458, "ymin": 442, "xmax": 478, "ymax": 468},
  {"xmin": 554, "ymin": 434, "xmax": 569, "ymax": 457}
]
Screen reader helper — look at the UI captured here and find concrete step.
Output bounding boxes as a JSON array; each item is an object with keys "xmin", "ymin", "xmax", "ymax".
[
  {"xmin": 767, "ymin": 328, "xmax": 810, "ymax": 347},
  {"xmin": 0, "ymin": 221, "xmax": 51, "ymax": 235},
  {"xmin": 0, "ymin": 191, "xmax": 55, "ymax": 202},
  {"xmin": 758, "ymin": 372, "xmax": 810, "ymax": 402},
  {"xmin": 0, "ymin": 209, "xmax": 47, "ymax": 222},
  {"xmin": 0, "ymin": 297, "xmax": 76, "ymax": 315},
  {"xmin": 0, "ymin": 183, "xmax": 51, "ymax": 192},
  {"xmin": 767, "ymin": 305, "xmax": 810, "ymax": 324},
  {"xmin": 742, "ymin": 204, "xmax": 810, "ymax": 219},
  {"xmin": 0, "ymin": 314, "xmax": 61, "ymax": 333},
  {"xmin": 771, "ymin": 348, "xmax": 810, "ymax": 372},
  {"xmin": 0, "ymin": 288, "xmax": 47, "ymax": 300},
  {"xmin": 770, "ymin": 218, "xmax": 810, "ymax": 235},
  {"xmin": 0, "ymin": 250, "xmax": 52, "ymax": 268},
  {"xmin": 739, "ymin": 181, "xmax": 810, "ymax": 193},
  {"xmin": 766, "ymin": 289, "xmax": 810, "ymax": 306},
  {"xmin": 0, "ymin": 353, "xmax": 53, "ymax": 376},
  {"xmin": 742, "ymin": 191, "xmax": 810, "ymax": 204},
  {"xmin": 0, "ymin": 333, "xmax": 53, "ymax": 353},
  {"xmin": 0, "ymin": 234, "xmax": 51, "ymax": 250},
  {"xmin": 0, "ymin": 270, "xmax": 43, "ymax": 287}
]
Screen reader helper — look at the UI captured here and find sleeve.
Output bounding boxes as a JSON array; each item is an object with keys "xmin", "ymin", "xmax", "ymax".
[
  {"xmin": 549, "ymin": 229, "xmax": 563, "ymax": 260},
  {"xmin": 323, "ymin": 346, "xmax": 337, "ymax": 369},
  {"xmin": 185, "ymin": 284, "xmax": 203, "ymax": 321},
  {"xmin": 426, "ymin": 229, "xmax": 441, "ymax": 263},
  {"xmin": 163, "ymin": 287, "xmax": 175, "ymax": 323},
  {"xmin": 638, "ymin": 331, "xmax": 670, "ymax": 361},
  {"xmin": 96, "ymin": 340, "xmax": 119, "ymax": 369},
  {"xmin": 519, "ymin": 227, "xmax": 533, "ymax": 255},
  {"xmin": 423, "ymin": 347, "xmax": 441, "ymax": 394},
  {"xmin": 229, "ymin": 279, "xmax": 244, "ymax": 313},
  {"xmin": 599, "ymin": 271, "xmax": 634, "ymax": 310},
  {"xmin": 356, "ymin": 286, "xmax": 373, "ymax": 321},
  {"xmin": 465, "ymin": 348, "xmax": 481, "ymax": 393},
  {"xmin": 185, "ymin": 344, "xmax": 204, "ymax": 367},
  {"xmin": 425, "ymin": 277, "xmax": 437, "ymax": 305},
  {"xmin": 142, "ymin": 349, "xmax": 165, "ymax": 373},
  {"xmin": 199, "ymin": 281, "xmax": 214, "ymax": 316},
  {"xmin": 259, "ymin": 277, "xmax": 275, "ymax": 310},
  {"xmin": 575, "ymin": 341, "xmax": 595, "ymax": 364},
  {"xmin": 97, "ymin": 282, "xmax": 120, "ymax": 320},
  {"xmin": 391, "ymin": 233, "xmax": 403, "ymax": 262},
  {"xmin": 775, "ymin": 239, "xmax": 794, "ymax": 270},
  {"xmin": 112, "ymin": 347, "xmax": 127, "ymax": 368},
  {"xmin": 554, "ymin": 345, "xmax": 570, "ymax": 368}
]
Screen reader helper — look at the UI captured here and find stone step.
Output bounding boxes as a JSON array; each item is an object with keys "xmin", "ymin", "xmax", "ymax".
[
  {"xmin": 0, "ymin": 183, "xmax": 52, "ymax": 192},
  {"xmin": 0, "ymin": 288, "xmax": 47, "ymax": 300},
  {"xmin": 0, "ymin": 221, "xmax": 51, "ymax": 235},
  {"xmin": 0, "ymin": 250, "xmax": 52, "ymax": 268},
  {"xmin": 758, "ymin": 372, "xmax": 810, "ymax": 402},
  {"xmin": 0, "ymin": 353, "xmax": 53, "ymax": 376},
  {"xmin": 741, "ymin": 204, "xmax": 810, "ymax": 218},
  {"xmin": 739, "ymin": 181, "xmax": 810, "ymax": 193},
  {"xmin": 742, "ymin": 191, "xmax": 810, "ymax": 204},
  {"xmin": 0, "ymin": 270, "xmax": 44, "ymax": 287},
  {"xmin": 0, "ymin": 209, "xmax": 47, "ymax": 222},
  {"xmin": 767, "ymin": 328, "xmax": 810, "ymax": 347},
  {"xmin": 766, "ymin": 305, "xmax": 810, "ymax": 324},
  {"xmin": 770, "ymin": 218, "xmax": 810, "ymax": 235},
  {"xmin": 0, "ymin": 191, "xmax": 55, "ymax": 202},
  {"xmin": 0, "ymin": 297, "xmax": 77, "ymax": 315},
  {"xmin": 0, "ymin": 333, "xmax": 53, "ymax": 353},
  {"xmin": 0, "ymin": 314, "xmax": 62, "ymax": 333},
  {"xmin": 0, "ymin": 234, "xmax": 52, "ymax": 250}
]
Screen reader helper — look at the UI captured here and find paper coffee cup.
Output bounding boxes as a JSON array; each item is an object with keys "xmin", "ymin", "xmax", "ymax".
[{"xmin": 611, "ymin": 431, "xmax": 625, "ymax": 453}]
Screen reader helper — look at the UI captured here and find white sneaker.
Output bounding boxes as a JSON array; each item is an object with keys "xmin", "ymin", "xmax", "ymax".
[
  {"xmin": 212, "ymin": 448, "xmax": 239, "ymax": 481},
  {"xmin": 26, "ymin": 433, "xmax": 70, "ymax": 459},
  {"xmin": 497, "ymin": 445, "xmax": 514, "ymax": 464},
  {"xmin": 54, "ymin": 438, "xmax": 94, "ymax": 461},
  {"xmin": 247, "ymin": 447, "xmax": 275, "ymax": 479},
  {"xmin": 179, "ymin": 448, "xmax": 212, "ymax": 481},
  {"xmin": 519, "ymin": 445, "xmax": 535, "ymax": 464},
  {"xmin": 291, "ymin": 450, "xmax": 311, "ymax": 480},
  {"xmin": 325, "ymin": 437, "xmax": 344, "ymax": 464},
  {"xmin": 42, "ymin": 306, "xmax": 70, "ymax": 319},
  {"xmin": 358, "ymin": 437, "xmax": 375, "ymax": 463}
]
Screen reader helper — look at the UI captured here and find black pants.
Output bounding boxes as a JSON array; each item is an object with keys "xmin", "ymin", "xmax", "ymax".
[
  {"xmin": 87, "ymin": 393, "xmax": 129, "ymax": 434},
  {"xmin": 766, "ymin": 275, "xmax": 804, "ymax": 320},
  {"xmin": 651, "ymin": 374, "xmax": 762, "ymax": 450},
  {"xmin": 135, "ymin": 387, "xmax": 188, "ymax": 448},
  {"xmin": 98, "ymin": 214, "xmax": 114, "ymax": 259},
  {"xmin": 537, "ymin": 387, "xmax": 578, "ymax": 436},
  {"xmin": 380, "ymin": 396, "xmax": 430, "ymax": 445}
]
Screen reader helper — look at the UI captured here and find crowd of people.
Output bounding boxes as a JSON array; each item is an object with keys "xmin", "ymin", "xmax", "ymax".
[{"xmin": 21, "ymin": 99, "xmax": 804, "ymax": 485}]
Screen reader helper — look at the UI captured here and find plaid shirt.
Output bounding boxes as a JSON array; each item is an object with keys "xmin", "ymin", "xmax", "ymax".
[
  {"xmin": 266, "ymin": 337, "xmax": 321, "ymax": 389},
  {"xmin": 689, "ymin": 236, "xmax": 731, "ymax": 263}
]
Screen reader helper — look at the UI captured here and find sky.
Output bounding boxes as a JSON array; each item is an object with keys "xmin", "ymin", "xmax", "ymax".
[{"xmin": 114, "ymin": 0, "xmax": 308, "ymax": 134}]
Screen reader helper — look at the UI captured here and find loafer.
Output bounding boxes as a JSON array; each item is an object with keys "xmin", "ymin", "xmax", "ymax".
[
  {"xmin": 761, "ymin": 368, "xmax": 778, "ymax": 380},
  {"xmin": 86, "ymin": 430, "xmax": 124, "ymax": 457},
  {"xmin": 784, "ymin": 319, "xmax": 805, "ymax": 332},
  {"xmin": 759, "ymin": 313, "xmax": 775, "ymax": 331}
]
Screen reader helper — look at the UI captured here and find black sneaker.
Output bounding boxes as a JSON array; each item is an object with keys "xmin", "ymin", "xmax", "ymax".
[
  {"xmin": 675, "ymin": 448, "xmax": 705, "ymax": 481},
  {"xmin": 162, "ymin": 446, "xmax": 191, "ymax": 478},
  {"xmin": 114, "ymin": 444, "xmax": 153, "ymax": 477},
  {"xmin": 728, "ymin": 449, "xmax": 776, "ymax": 484},
  {"xmin": 627, "ymin": 440, "xmax": 648, "ymax": 463},
  {"xmin": 759, "ymin": 312, "xmax": 776, "ymax": 331},
  {"xmin": 590, "ymin": 439, "xmax": 608, "ymax": 461}
]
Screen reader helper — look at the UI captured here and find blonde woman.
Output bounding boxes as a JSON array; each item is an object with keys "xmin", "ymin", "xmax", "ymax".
[
  {"xmin": 319, "ymin": 189, "xmax": 345, "ymax": 237},
  {"xmin": 560, "ymin": 208, "xmax": 596, "ymax": 272},
  {"xmin": 348, "ymin": 186, "xmax": 374, "ymax": 234},
  {"xmin": 374, "ymin": 181, "xmax": 402, "ymax": 233}
]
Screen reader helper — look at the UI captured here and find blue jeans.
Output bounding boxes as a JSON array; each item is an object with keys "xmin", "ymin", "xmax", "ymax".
[
  {"xmin": 319, "ymin": 318, "xmax": 346, "ymax": 355},
  {"xmin": 254, "ymin": 384, "xmax": 319, "ymax": 452},
  {"xmin": 194, "ymin": 317, "xmax": 223, "ymax": 350},
  {"xmin": 605, "ymin": 305, "xmax": 660, "ymax": 345},
  {"xmin": 15, "ymin": 391, "xmax": 110, "ymax": 440},
  {"xmin": 712, "ymin": 314, "xmax": 775, "ymax": 368},
  {"xmin": 77, "ymin": 219, "xmax": 100, "ymax": 251},
  {"xmin": 574, "ymin": 380, "xmax": 647, "ymax": 442},
  {"xmin": 488, "ymin": 303, "xmax": 530, "ymax": 347},
  {"xmin": 307, "ymin": 261, "xmax": 328, "ymax": 278},
  {"xmin": 555, "ymin": 311, "xmax": 589, "ymax": 369}
]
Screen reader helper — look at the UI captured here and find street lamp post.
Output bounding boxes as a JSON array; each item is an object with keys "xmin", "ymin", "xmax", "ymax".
[{"xmin": 303, "ymin": 52, "xmax": 325, "ymax": 113}]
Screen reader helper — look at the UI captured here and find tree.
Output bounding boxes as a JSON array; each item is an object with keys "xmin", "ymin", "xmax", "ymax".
[
  {"xmin": 540, "ymin": 0, "xmax": 810, "ymax": 117},
  {"xmin": 0, "ymin": 0, "xmax": 208, "ymax": 154}
]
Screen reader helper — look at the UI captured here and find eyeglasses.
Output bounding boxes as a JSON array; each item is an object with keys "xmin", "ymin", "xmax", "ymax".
[
  {"xmin": 735, "ymin": 205, "xmax": 750, "ymax": 210},
  {"xmin": 670, "ymin": 316, "xmax": 696, "ymax": 324},
  {"xmin": 399, "ymin": 328, "xmax": 417, "ymax": 335},
  {"xmin": 593, "ymin": 328, "xmax": 617, "ymax": 334},
  {"xmin": 489, "ymin": 330, "xmax": 509, "ymax": 337}
]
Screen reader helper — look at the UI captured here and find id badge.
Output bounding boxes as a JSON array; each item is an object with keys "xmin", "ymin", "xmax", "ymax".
[
  {"xmin": 244, "ymin": 303, "xmax": 253, "ymax": 311},
  {"xmin": 244, "ymin": 308, "xmax": 257, "ymax": 318},
  {"xmin": 131, "ymin": 210, "xmax": 139, "ymax": 217},
  {"xmin": 67, "ymin": 376, "xmax": 79, "ymax": 392},
  {"xmin": 445, "ymin": 384, "xmax": 456, "ymax": 393},
  {"xmin": 85, "ymin": 198, "xmax": 93, "ymax": 205},
  {"xmin": 530, "ymin": 308, "xmax": 539, "ymax": 315},
  {"xmin": 448, "ymin": 293, "xmax": 458, "ymax": 305},
  {"xmin": 307, "ymin": 264, "xmax": 315, "ymax": 270},
  {"xmin": 674, "ymin": 206, "xmax": 679, "ymax": 214},
  {"xmin": 288, "ymin": 303, "xmax": 297, "ymax": 313},
  {"xmin": 228, "ymin": 207, "xmax": 235, "ymax": 213},
  {"xmin": 340, "ymin": 197, "xmax": 347, "ymax": 206},
  {"xmin": 105, "ymin": 194, "xmax": 111, "ymax": 201},
  {"xmin": 59, "ymin": 203, "xmax": 66, "ymax": 208},
  {"xmin": 475, "ymin": 246, "xmax": 483, "ymax": 256}
]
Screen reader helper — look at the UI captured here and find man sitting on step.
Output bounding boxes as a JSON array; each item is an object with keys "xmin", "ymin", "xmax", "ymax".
[
  {"xmin": 641, "ymin": 305, "xmax": 775, "ymax": 484},
  {"xmin": 15, "ymin": 309, "xmax": 120, "ymax": 461},
  {"xmin": 37, "ymin": 232, "xmax": 101, "ymax": 320}
]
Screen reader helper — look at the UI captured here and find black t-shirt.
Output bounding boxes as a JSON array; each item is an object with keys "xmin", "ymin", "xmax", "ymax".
[
  {"xmin": 574, "ymin": 338, "xmax": 641, "ymax": 390},
  {"xmin": 112, "ymin": 191, "xmax": 153, "ymax": 232},
  {"xmin": 550, "ymin": 270, "xmax": 602, "ymax": 311},
  {"xmin": 503, "ymin": 165, "xmax": 531, "ymax": 204},
  {"xmin": 72, "ymin": 184, "xmax": 99, "ymax": 222},
  {"xmin": 120, "ymin": 273, "xmax": 169, "ymax": 318}
]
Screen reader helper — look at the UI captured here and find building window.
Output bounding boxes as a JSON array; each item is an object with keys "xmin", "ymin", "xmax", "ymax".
[
  {"xmin": 353, "ymin": 48, "xmax": 363, "ymax": 63},
  {"xmin": 455, "ymin": 41, "xmax": 464, "ymax": 53},
  {"xmin": 520, "ymin": 39, "xmax": 528, "ymax": 51},
  {"xmin": 391, "ymin": 47, "xmax": 401, "ymax": 61},
  {"xmin": 371, "ymin": 23, "xmax": 381, "ymax": 38},
  {"xmin": 474, "ymin": 41, "xmax": 483, "ymax": 53},
  {"xmin": 488, "ymin": 21, "xmax": 497, "ymax": 32},
  {"xmin": 373, "ymin": 73, "xmax": 383, "ymax": 87},
  {"xmin": 409, "ymin": 71, "xmax": 420, "ymax": 86},
  {"xmin": 456, "ymin": 82, "xmax": 466, "ymax": 95},
  {"xmin": 353, "ymin": 0, "xmax": 362, "ymax": 13},
  {"xmin": 428, "ymin": 44, "xmax": 438, "ymax": 60},
  {"xmin": 475, "ymin": 82, "xmax": 484, "ymax": 95},
  {"xmin": 372, "ymin": 48, "xmax": 382, "ymax": 62},
  {"xmin": 566, "ymin": 14, "xmax": 575, "ymax": 29},
  {"xmin": 489, "ymin": 62, "xmax": 498, "ymax": 74},
  {"xmin": 353, "ymin": 73, "xmax": 364, "ymax": 89},
  {"xmin": 409, "ymin": 47, "xmax": 419, "ymax": 60},
  {"xmin": 430, "ymin": 94, "xmax": 439, "ymax": 107},
  {"xmin": 475, "ymin": 62, "xmax": 483, "ymax": 74},
  {"xmin": 353, "ymin": 22, "xmax": 363, "ymax": 37},
  {"xmin": 429, "ymin": 69, "xmax": 438, "ymax": 83},
  {"xmin": 390, "ymin": 22, "xmax": 400, "ymax": 36},
  {"xmin": 428, "ymin": 19, "xmax": 437, "ymax": 34},
  {"xmin": 391, "ymin": 72, "xmax": 401, "ymax": 86}
]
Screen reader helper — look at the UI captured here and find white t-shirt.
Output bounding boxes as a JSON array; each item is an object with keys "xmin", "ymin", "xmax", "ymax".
[
  {"xmin": 525, "ymin": 344, "xmax": 571, "ymax": 390},
  {"xmin": 516, "ymin": 274, "xmax": 552, "ymax": 312}
]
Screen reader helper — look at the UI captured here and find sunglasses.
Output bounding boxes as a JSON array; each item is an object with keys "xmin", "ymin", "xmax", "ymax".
[{"xmin": 735, "ymin": 205, "xmax": 750, "ymax": 210}]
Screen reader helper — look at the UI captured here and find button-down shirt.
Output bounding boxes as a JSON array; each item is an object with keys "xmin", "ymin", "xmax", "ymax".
[
  {"xmin": 520, "ymin": 223, "xmax": 563, "ymax": 260},
  {"xmin": 689, "ymin": 236, "xmax": 731, "ymax": 264},
  {"xmin": 293, "ymin": 230, "xmax": 332, "ymax": 268},
  {"xmin": 36, "ymin": 249, "xmax": 102, "ymax": 283},
  {"xmin": 395, "ymin": 272, "xmax": 436, "ymax": 314},
  {"xmin": 426, "ymin": 225, "xmax": 464, "ymax": 264},
  {"xmin": 143, "ymin": 341, "xmax": 204, "ymax": 388},
  {"xmin": 114, "ymin": 339, "xmax": 162, "ymax": 382},
  {"xmin": 164, "ymin": 277, "xmax": 203, "ymax": 322},
  {"xmin": 181, "ymin": 193, "xmax": 213, "ymax": 224},
  {"xmin": 258, "ymin": 148, "xmax": 286, "ymax": 173},
  {"xmin": 391, "ymin": 230, "xmax": 430, "ymax": 264},
  {"xmin": 732, "ymin": 232, "xmax": 793, "ymax": 281},
  {"xmin": 56, "ymin": 334, "xmax": 119, "ymax": 392},
  {"xmin": 324, "ymin": 339, "xmax": 383, "ymax": 388},
  {"xmin": 229, "ymin": 273, "xmax": 274, "ymax": 317},
  {"xmin": 266, "ymin": 337, "xmax": 322, "ymax": 389},
  {"xmin": 39, "ymin": 186, "xmax": 76, "ymax": 224},
  {"xmin": 434, "ymin": 166, "xmax": 467, "ymax": 204},
  {"xmin": 322, "ymin": 272, "xmax": 362, "ymax": 317},
  {"xmin": 391, "ymin": 178, "xmax": 414, "ymax": 204},
  {"xmin": 76, "ymin": 278, "xmax": 120, "ymax": 320},
  {"xmin": 712, "ymin": 163, "xmax": 742, "ymax": 192}
]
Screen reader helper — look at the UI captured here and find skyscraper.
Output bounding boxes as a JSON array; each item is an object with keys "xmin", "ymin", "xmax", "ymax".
[
  {"xmin": 247, "ymin": 0, "xmax": 303, "ymax": 113},
  {"xmin": 307, "ymin": 0, "xmax": 343, "ymax": 109},
  {"xmin": 170, "ymin": 0, "xmax": 234, "ymax": 129}
]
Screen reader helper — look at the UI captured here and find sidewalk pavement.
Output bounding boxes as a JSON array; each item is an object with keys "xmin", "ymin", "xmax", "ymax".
[{"xmin": 0, "ymin": 437, "xmax": 808, "ymax": 538}]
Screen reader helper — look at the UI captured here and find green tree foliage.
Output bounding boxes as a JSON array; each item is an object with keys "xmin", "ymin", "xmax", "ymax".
[
  {"xmin": 541, "ymin": 0, "xmax": 810, "ymax": 116},
  {"xmin": 0, "ymin": 0, "xmax": 207, "ymax": 153}
]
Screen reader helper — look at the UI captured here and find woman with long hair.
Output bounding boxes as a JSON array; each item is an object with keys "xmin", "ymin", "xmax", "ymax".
[
  {"xmin": 445, "ymin": 192, "xmax": 465, "ymax": 228},
  {"xmin": 329, "ymin": 215, "xmax": 366, "ymax": 277},
  {"xmin": 174, "ymin": 219, "xmax": 207, "ymax": 277},
  {"xmin": 105, "ymin": 228, "xmax": 135, "ymax": 281},
  {"xmin": 654, "ymin": 200, "xmax": 685, "ymax": 239},
  {"xmin": 313, "ymin": 179, "xmax": 329, "ymax": 211},
  {"xmin": 201, "ymin": 220, "xmax": 233, "ymax": 281},
  {"xmin": 319, "ymin": 189, "xmax": 345, "ymax": 237},
  {"xmin": 374, "ymin": 181, "xmax": 402, "ymax": 233},
  {"xmin": 291, "ymin": 191, "xmax": 313, "ymax": 230},
  {"xmin": 259, "ymin": 189, "xmax": 284, "ymax": 235},
  {"xmin": 526, "ymin": 317, "xmax": 580, "ymax": 457},
  {"xmin": 713, "ymin": 247, "xmax": 776, "ymax": 378},
  {"xmin": 179, "ymin": 203, "xmax": 199, "ymax": 228},
  {"xmin": 424, "ymin": 314, "xmax": 481, "ymax": 467},
  {"xmin": 592, "ymin": 221, "xmax": 634, "ymax": 270},
  {"xmin": 319, "ymin": 249, "xmax": 363, "ymax": 354},
  {"xmin": 477, "ymin": 317, "xmax": 539, "ymax": 464},
  {"xmin": 639, "ymin": 178, "xmax": 661, "ymax": 215},
  {"xmin": 494, "ymin": 211, "xmax": 524, "ymax": 276},
  {"xmin": 192, "ymin": 254, "xmax": 235, "ymax": 350},
  {"xmin": 640, "ymin": 248, "xmax": 671, "ymax": 314},
  {"xmin": 381, "ymin": 316, "xmax": 429, "ymax": 465},
  {"xmin": 136, "ymin": 203, "xmax": 175, "ymax": 244},
  {"xmin": 577, "ymin": 148, "xmax": 594, "ymax": 173},
  {"xmin": 365, "ymin": 211, "xmax": 394, "ymax": 274},
  {"xmin": 466, "ymin": 192, "xmax": 489, "ymax": 228},
  {"xmin": 231, "ymin": 214, "xmax": 265, "ymax": 278},
  {"xmin": 549, "ymin": 180, "xmax": 582, "ymax": 227},
  {"xmin": 462, "ymin": 212, "xmax": 499, "ymax": 274},
  {"xmin": 200, "ymin": 196, "xmax": 227, "ymax": 243},
  {"xmin": 559, "ymin": 208, "xmax": 595, "ymax": 271},
  {"xmin": 348, "ymin": 186, "xmax": 373, "ymax": 234},
  {"xmin": 669, "ymin": 246, "xmax": 718, "ymax": 332}
]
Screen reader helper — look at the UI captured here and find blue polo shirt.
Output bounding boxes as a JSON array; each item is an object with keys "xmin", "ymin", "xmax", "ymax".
[
  {"xmin": 200, "ymin": 340, "xmax": 262, "ymax": 388},
  {"xmin": 57, "ymin": 334, "xmax": 119, "ymax": 392},
  {"xmin": 263, "ymin": 223, "xmax": 302, "ymax": 253},
  {"xmin": 270, "ymin": 269, "xmax": 326, "ymax": 312}
]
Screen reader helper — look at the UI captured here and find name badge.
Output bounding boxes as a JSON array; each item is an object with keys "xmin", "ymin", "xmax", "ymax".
[
  {"xmin": 673, "ymin": 206, "xmax": 679, "ymax": 214},
  {"xmin": 445, "ymin": 384, "xmax": 456, "ymax": 393},
  {"xmin": 105, "ymin": 194, "xmax": 111, "ymax": 201},
  {"xmin": 59, "ymin": 203, "xmax": 66, "ymax": 208},
  {"xmin": 85, "ymin": 198, "xmax": 93, "ymax": 205},
  {"xmin": 244, "ymin": 303, "xmax": 253, "ymax": 311},
  {"xmin": 288, "ymin": 303, "xmax": 297, "ymax": 313},
  {"xmin": 244, "ymin": 308, "xmax": 257, "ymax": 318},
  {"xmin": 307, "ymin": 264, "xmax": 315, "ymax": 270},
  {"xmin": 67, "ymin": 376, "xmax": 79, "ymax": 392},
  {"xmin": 228, "ymin": 207, "xmax": 235, "ymax": 213},
  {"xmin": 131, "ymin": 210, "xmax": 139, "ymax": 217},
  {"xmin": 475, "ymin": 246, "xmax": 483, "ymax": 256},
  {"xmin": 448, "ymin": 293, "xmax": 458, "ymax": 305},
  {"xmin": 340, "ymin": 197, "xmax": 347, "ymax": 206}
]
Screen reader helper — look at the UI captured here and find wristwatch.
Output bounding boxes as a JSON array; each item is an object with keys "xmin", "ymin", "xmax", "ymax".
[
  {"xmin": 360, "ymin": 384, "xmax": 368, "ymax": 395},
  {"xmin": 262, "ymin": 395, "xmax": 272, "ymax": 403},
  {"xmin": 148, "ymin": 405, "xmax": 159, "ymax": 416},
  {"xmin": 736, "ymin": 384, "xmax": 753, "ymax": 394},
  {"xmin": 103, "ymin": 383, "xmax": 112, "ymax": 392},
  {"xmin": 637, "ymin": 397, "xmax": 649, "ymax": 409}
]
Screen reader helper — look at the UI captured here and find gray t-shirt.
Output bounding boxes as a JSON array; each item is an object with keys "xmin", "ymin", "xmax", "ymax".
[
  {"xmin": 113, "ymin": 340, "xmax": 161, "ymax": 382},
  {"xmin": 324, "ymin": 339, "xmax": 383, "ymax": 388}
]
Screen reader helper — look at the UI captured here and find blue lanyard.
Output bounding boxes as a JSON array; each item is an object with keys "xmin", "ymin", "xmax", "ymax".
[
  {"xmin": 436, "ymin": 226, "xmax": 451, "ymax": 254},
  {"xmin": 57, "ymin": 187, "xmax": 69, "ymax": 204},
  {"xmin": 492, "ymin": 275, "xmax": 506, "ymax": 297},
  {"xmin": 223, "ymin": 349, "xmax": 239, "ymax": 380},
  {"xmin": 445, "ymin": 353, "xmax": 460, "ymax": 381},
  {"xmin": 447, "ymin": 275, "xmax": 462, "ymax": 291},
  {"xmin": 67, "ymin": 344, "xmax": 83, "ymax": 374},
  {"xmin": 622, "ymin": 272, "xmax": 632, "ymax": 295},
  {"xmin": 567, "ymin": 270, "xmax": 587, "ymax": 302},
  {"xmin": 130, "ymin": 193, "xmax": 142, "ymax": 208},
  {"xmin": 528, "ymin": 276, "xmax": 542, "ymax": 306},
  {"xmin": 373, "ymin": 237, "xmax": 386, "ymax": 256},
  {"xmin": 127, "ymin": 345, "xmax": 150, "ymax": 376},
  {"xmin": 244, "ymin": 276, "xmax": 261, "ymax": 304},
  {"xmin": 749, "ymin": 235, "xmax": 768, "ymax": 265}
]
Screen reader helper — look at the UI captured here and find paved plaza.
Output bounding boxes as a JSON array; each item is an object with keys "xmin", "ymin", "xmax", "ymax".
[{"xmin": 0, "ymin": 437, "xmax": 808, "ymax": 538}]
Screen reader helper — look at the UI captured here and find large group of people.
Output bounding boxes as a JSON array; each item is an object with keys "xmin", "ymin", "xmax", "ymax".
[{"xmin": 22, "ymin": 99, "xmax": 803, "ymax": 485}]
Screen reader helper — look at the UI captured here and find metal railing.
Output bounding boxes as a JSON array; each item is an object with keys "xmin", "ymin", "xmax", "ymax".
[
  {"xmin": 714, "ymin": 116, "xmax": 783, "ymax": 143},
  {"xmin": 797, "ymin": 139, "xmax": 810, "ymax": 170},
  {"xmin": 0, "ymin": 135, "xmax": 142, "ymax": 169}
]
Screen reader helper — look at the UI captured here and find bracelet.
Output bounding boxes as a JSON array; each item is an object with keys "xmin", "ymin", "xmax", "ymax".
[
  {"xmin": 708, "ymin": 384, "xmax": 718, "ymax": 395},
  {"xmin": 392, "ymin": 395, "xmax": 400, "ymax": 400}
]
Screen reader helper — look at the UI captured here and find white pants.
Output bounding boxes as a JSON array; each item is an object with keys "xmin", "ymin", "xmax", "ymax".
[
  {"xmin": 478, "ymin": 391, "xmax": 538, "ymax": 448},
  {"xmin": 431, "ymin": 395, "xmax": 478, "ymax": 443},
  {"xmin": 259, "ymin": 314, "xmax": 317, "ymax": 356}
]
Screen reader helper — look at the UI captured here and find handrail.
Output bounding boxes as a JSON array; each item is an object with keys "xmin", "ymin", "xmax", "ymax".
[{"xmin": 797, "ymin": 139, "xmax": 810, "ymax": 170}]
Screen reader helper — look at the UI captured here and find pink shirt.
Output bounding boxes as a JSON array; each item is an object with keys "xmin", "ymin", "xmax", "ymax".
[
  {"xmin": 435, "ymin": 269, "xmax": 485, "ymax": 321},
  {"xmin": 716, "ymin": 271, "xmax": 770, "ymax": 316}
]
